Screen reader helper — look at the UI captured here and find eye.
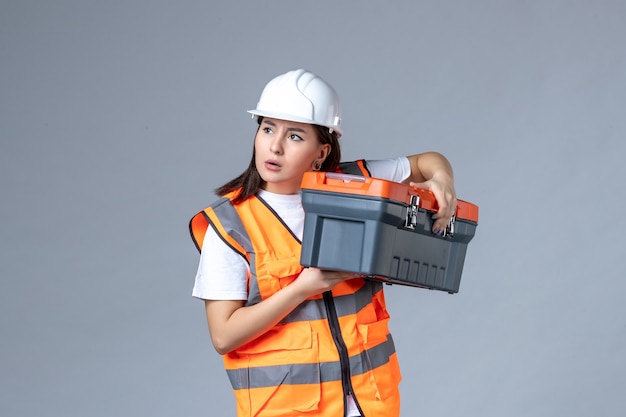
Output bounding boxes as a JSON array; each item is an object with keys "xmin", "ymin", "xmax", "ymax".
[
  {"xmin": 289, "ymin": 134, "xmax": 303, "ymax": 141},
  {"xmin": 263, "ymin": 127, "xmax": 273, "ymax": 134}
]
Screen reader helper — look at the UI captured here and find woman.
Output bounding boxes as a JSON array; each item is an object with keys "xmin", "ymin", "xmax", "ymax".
[{"xmin": 190, "ymin": 69, "xmax": 457, "ymax": 417}]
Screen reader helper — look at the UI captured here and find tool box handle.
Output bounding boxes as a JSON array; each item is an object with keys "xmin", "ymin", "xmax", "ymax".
[{"xmin": 325, "ymin": 172, "xmax": 367, "ymax": 183}]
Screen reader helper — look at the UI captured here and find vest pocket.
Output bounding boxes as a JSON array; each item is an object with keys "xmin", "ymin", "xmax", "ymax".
[
  {"xmin": 257, "ymin": 256, "xmax": 303, "ymax": 296},
  {"xmin": 236, "ymin": 322, "xmax": 322, "ymax": 416}
]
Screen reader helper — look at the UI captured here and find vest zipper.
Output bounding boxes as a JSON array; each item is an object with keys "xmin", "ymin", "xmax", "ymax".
[{"xmin": 323, "ymin": 291, "xmax": 366, "ymax": 417}]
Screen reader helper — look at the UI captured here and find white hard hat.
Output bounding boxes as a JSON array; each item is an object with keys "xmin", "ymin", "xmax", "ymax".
[{"xmin": 248, "ymin": 69, "xmax": 342, "ymax": 137}]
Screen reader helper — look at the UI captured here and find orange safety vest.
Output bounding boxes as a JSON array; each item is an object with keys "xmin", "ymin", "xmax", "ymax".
[{"xmin": 189, "ymin": 161, "xmax": 402, "ymax": 417}]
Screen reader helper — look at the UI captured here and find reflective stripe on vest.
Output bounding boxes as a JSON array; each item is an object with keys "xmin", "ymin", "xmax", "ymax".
[
  {"xmin": 278, "ymin": 280, "xmax": 383, "ymax": 324},
  {"xmin": 226, "ymin": 333, "xmax": 396, "ymax": 390}
]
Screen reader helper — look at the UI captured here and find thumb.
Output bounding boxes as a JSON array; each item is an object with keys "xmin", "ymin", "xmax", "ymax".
[{"xmin": 409, "ymin": 181, "xmax": 431, "ymax": 191}]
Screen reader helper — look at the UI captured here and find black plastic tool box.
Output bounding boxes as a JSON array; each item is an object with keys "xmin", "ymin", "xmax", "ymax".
[{"xmin": 299, "ymin": 172, "xmax": 479, "ymax": 293}]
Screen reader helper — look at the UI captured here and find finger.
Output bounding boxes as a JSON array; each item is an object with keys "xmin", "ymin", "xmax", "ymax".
[
  {"xmin": 432, "ymin": 200, "xmax": 456, "ymax": 218},
  {"xmin": 324, "ymin": 270, "xmax": 362, "ymax": 281},
  {"xmin": 432, "ymin": 205, "xmax": 456, "ymax": 235}
]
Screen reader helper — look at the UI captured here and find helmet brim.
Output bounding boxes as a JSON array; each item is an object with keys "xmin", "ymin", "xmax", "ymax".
[{"xmin": 247, "ymin": 110, "xmax": 342, "ymax": 137}]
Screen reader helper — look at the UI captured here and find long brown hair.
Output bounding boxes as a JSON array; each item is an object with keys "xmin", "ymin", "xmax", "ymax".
[{"xmin": 215, "ymin": 117, "xmax": 341, "ymax": 204}]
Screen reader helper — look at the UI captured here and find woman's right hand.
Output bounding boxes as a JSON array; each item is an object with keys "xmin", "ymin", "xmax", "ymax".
[
  {"xmin": 292, "ymin": 267, "xmax": 362, "ymax": 298},
  {"xmin": 205, "ymin": 267, "xmax": 361, "ymax": 354}
]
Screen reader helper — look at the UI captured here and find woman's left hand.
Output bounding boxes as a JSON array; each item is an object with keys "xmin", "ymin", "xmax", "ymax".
[{"xmin": 410, "ymin": 174, "xmax": 457, "ymax": 235}]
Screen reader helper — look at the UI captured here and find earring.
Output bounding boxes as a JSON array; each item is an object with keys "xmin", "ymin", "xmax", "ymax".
[{"xmin": 313, "ymin": 160, "xmax": 322, "ymax": 171}]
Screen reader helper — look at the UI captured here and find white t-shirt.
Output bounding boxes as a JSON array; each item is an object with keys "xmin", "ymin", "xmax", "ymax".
[{"xmin": 192, "ymin": 157, "xmax": 411, "ymax": 300}]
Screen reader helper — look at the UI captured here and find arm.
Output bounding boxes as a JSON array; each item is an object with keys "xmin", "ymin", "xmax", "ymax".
[
  {"xmin": 403, "ymin": 152, "xmax": 457, "ymax": 234},
  {"xmin": 205, "ymin": 268, "xmax": 359, "ymax": 354}
]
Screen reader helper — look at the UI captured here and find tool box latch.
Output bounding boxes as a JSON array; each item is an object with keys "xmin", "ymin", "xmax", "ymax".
[
  {"xmin": 442, "ymin": 214, "xmax": 456, "ymax": 238},
  {"xmin": 404, "ymin": 195, "xmax": 420, "ymax": 229}
]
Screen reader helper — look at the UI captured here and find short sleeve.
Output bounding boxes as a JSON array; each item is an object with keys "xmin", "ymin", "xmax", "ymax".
[
  {"xmin": 192, "ymin": 225, "xmax": 249, "ymax": 300},
  {"xmin": 365, "ymin": 157, "xmax": 411, "ymax": 182}
]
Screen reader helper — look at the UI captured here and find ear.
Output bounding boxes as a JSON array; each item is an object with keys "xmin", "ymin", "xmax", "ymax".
[{"xmin": 318, "ymin": 143, "xmax": 331, "ymax": 161}]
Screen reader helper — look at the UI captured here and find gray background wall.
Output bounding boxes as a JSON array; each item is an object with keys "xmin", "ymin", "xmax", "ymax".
[{"xmin": 2, "ymin": 1, "xmax": 625, "ymax": 416}]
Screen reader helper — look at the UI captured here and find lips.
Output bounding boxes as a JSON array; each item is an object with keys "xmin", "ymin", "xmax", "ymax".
[{"xmin": 264, "ymin": 159, "xmax": 282, "ymax": 171}]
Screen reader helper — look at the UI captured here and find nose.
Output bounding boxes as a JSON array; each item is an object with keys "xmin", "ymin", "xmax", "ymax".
[{"xmin": 269, "ymin": 135, "xmax": 283, "ymax": 155}]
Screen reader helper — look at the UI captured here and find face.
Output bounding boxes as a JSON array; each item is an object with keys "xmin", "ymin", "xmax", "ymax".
[{"xmin": 254, "ymin": 117, "xmax": 330, "ymax": 194}]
